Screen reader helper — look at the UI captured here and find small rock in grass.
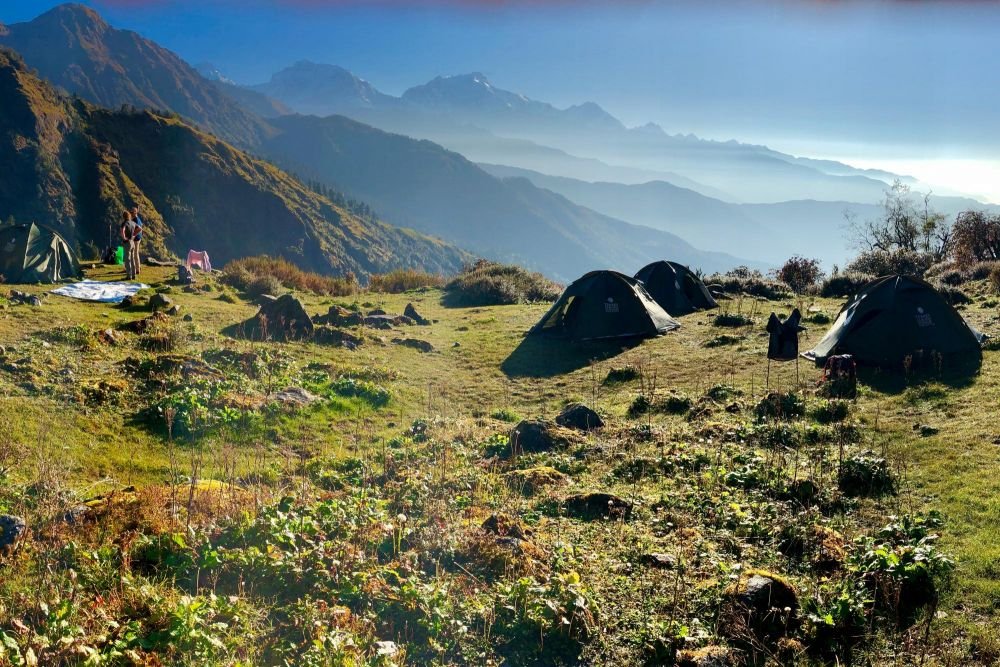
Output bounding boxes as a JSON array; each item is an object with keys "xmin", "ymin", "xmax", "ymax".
[
  {"xmin": 149, "ymin": 293, "xmax": 172, "ymax": 312},
  {"xmin": 506, "ymin": 420, "xmax": 580, "ymax": 456},
  {"xmin": 404, "ymin": 302, "xmax": 430, "ymax": 325},
  {"xmin": 564, "ymin": 492, "xmax": 633, "ymax": 520},
  {"xmin": 555, "ymin": 403, "xmax": 603, "ymax": 431},
  {"xmin": 641, "ymin": 552, "xmax": 678, "ymax": 570},
  {"xmin": 720, "ymin": 571, "xmax": 798, "ymax": 644},
  {"xmin": 0, "ymin": 515, "xmax": 26, "ymax": 554},
  {"xmin": 273, "ymin": 387, "xmax": 319, "ymax": 407},
  {"xmin": 676, "ymin": 645, "xmax": 736, "ymax": 667},
  {"xmin": 391, "ymin": 337, "xmax": 433, "ymax": 353}
]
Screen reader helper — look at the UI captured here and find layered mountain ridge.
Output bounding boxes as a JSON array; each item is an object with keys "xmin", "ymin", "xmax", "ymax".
[{"xmin": 0, "ymin": 3, "xmax": 755, "ymax": 277}]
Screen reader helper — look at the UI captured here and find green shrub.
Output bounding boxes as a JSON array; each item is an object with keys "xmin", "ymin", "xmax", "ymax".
[
  {"xmin": 704, "ymin": 267, "xmax": 789, "ymax": 300},
  {"xmin": 223, "ymin": 255, "xmax": 358, "ymax": 296},
  {"xmin": 661, "ymin": 393, "xmax": 693, "ymax": 415},
  {"xmin": 628, "ymin": 395, "xmax": 652, "ymax": 418},
  {"xmin": 812, "ymin": 399, "xmax": 850, "ymax": 424},
  {"xmin": 838, "ymin": 452, "xmax": 894, "ymax": 496},
  {"xmin": 490, "ymin": 407, "xmax": 521, "ymax": 423},
  {"xmin": 246, "ymin": 274, "xmax": 285, "ymax": 298},
  {"xmin": 935, "ymin": 284, "xmax": 971, "ymax": 305},
  {"xmin": 713, "ymin": 312, "xmax": 753, "ymax": 328},
  {"xmin": 777, "ymin": 256, "xmax": 824, "ymax": 294},
  {"xmin": 754, "ymin": 391, "xmax": 805, "ymax": 421},
  {"xmin": 990, "ymin": 265, "xmax": 1000, "ymax": 295},
  {"xmin": 804, "ymin": 311, "xmax": 832, "ymax": 325},
  {"xmin": 603, "ymin": 366, "xmax": 640, "ymax": 385},
  {"xmin": 443, "ymin": 260, "xmax": 561, "ymax": 307},
  {"xmin": 845, "ymin": 249, "xmax": 933, "ymax": 278},
  {"xmin": 704, "ymin": 334, "xmax": 741, "ymax": 347},
  {"xmin": 819, "ymin": 272, "xmax": 874, "ymax": 298},
  {"xmin": 368, "ymin": 268, "xmax": 445, "ymax": 293}
]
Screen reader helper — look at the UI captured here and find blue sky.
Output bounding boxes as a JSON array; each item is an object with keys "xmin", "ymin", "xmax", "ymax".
[{"xmin": 5, "ymin": 1, "xmax": 1000, "ymax": 199}]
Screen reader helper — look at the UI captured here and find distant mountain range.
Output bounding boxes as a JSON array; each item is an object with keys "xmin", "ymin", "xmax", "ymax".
[
  {"xmin": 0, "ymin": 3, "xmax": 757, "ymax": 277},
  {"xmin": 249, "ymin": 61, "xmax": 945, "ymax": 205},
  {"xmin": 258, "ymin": 114, "xmax": 747, "ymax": 278},
  {"xmin": 0, "ymin": 47, "xmax": 465, "ymax": 277}
]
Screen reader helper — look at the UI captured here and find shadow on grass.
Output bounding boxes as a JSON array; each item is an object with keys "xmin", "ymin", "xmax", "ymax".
[
  {"xmin": 855, "ymin": 352, "xmax": 982, "ymax": 395},
  {"xmin": 501, "ymin": 335, "xmax": 641, "ymax": 378}
]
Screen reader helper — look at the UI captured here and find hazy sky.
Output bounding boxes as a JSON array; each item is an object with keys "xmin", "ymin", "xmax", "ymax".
[{"xmin": 5, "ymin": 0, "xmax": 1000, "ymax": 200}]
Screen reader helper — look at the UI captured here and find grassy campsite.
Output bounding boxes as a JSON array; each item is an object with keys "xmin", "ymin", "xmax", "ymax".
[{"xmin": 0, "ymin": 251, "xmax": 999, "ymax": 666}]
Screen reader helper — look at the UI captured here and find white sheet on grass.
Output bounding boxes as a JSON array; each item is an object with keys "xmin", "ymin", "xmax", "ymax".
[{"xmin": 50, "ymin": 279, "xmax": 149, "ymax": 303}]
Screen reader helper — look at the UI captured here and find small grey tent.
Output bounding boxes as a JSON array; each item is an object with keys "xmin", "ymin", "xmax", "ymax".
[
  {"xmin": 803, "ymin": 274, "xmax": 985, "ymax": 366},
  {"xmin": 530, "ymin": 270, "xmax": 680, "ymax": 341},
  {"xmin": 635, "ymin": 260, "xmax": 718, "ymax": 316},
  {"xmin": 0, "ymin": 223, "xmax": 78, "ymax": 284}
]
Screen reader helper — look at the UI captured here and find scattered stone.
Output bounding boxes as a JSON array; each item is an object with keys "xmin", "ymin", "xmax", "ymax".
[
  {"xmin": 121, "ymin": 311, "xmax": 169, "ymax": 334},
  {"xmin": 120, "ymin": 295, "xmax": 137, "ymax": 308},
  {"xmin": 676, "ymin": 645, "xmax": 736, "ymax": 667},
  {"xmin": 273, "ymin": 387, "xmax": 320, "ymax": 407},
  {"xmin": 0, "ymin": 515, "xmax": 26, "ymax": 555},
  {"xmin": 374, "ymin": 641, "xmax": 398, "ymax": 658},
  {"xmin": 165, "ymin": 304, "xmax": 181, "ymax": 316},
  {"xmin": 177, "ymin": 264, "xmax": 195, "ymax": 285},
  {"xmin": 368, "ymin": 308, "xmax": 387, "ymax": 316},
  {"xmin": 9, "ymin": 290, "xmax": 42, "ymax": 307},
  {"xmin": 914, "ymin": 423, "xmax": 940, "ymax": 437},
  {"xmin": 314, "ymin": 326, "xmax": 363, "ymax": 349},
  {"xmin": 503, "ymin": 466, "xmax": 568, "ymax": 495},
  {"xmin": 364, "ymin": 315, "xmax": 397, "ymax": 330},
  {"xmin": 452, "ymin": 341, "xmax": 460, "ymax": 347},
  {"xmin": 182, "ymin": 285, "xmax": 199, "ymax": 294},
  {"xmin": 564, "ymin": 492, "xmax": 634, "ymax": 520},
  {"xmin": 318, "ymin": 305, "xmax": 365, "ymax": 327},
  {"xmin": 507, "ymin": 420, "xmax": 580, "ymax": 456},
  {"xmin": 183, "ymin": 313, "xmax": 193, "ymax": 322},
  {"xmin": 555, "ymin": 403, "xmax": 604, "ymax": 431},
  {"xmin": 721, "ymin": 571, "xmax": 799, "ymax": 644},
  {"xmin": 392, "ymin": 337, "xmax": 434, "ymax": 353},
  {"xmin": 641, "ymin": 552, "xmax": 678, "ymax": 570},
  {"xmin": 96, "ymin": 329, "xmax": 119, "ymax": 346},
  {"xmin": 404, "ymin": 302, "xmax": 430, "ymax": 325},
  {"xmin": 244, "ymin": 294, "xmax": 314, "ymax": 341},
  {"xmin": 481, "ymin": 513, "xmax": 531, "ymax": 541}
]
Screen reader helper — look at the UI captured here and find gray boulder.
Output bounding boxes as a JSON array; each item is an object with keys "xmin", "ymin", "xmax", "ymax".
[
  {"xmin": 245, "ymin": 294, "xmax": 314, "ymax": 341},
  {"xmin": 555, "ymin": 403, "xmax": 603, "ymax": 431},
  {"xmin": 0, "ymin": 515, "xmax": 26, "ymax": 554},
  {"xmin": 404, "ymin": 303, "xmax": 430, "ymax": 325},
  {"xmin": 149, "ymin": 293, "xmax": 172, "ymax": 312}
]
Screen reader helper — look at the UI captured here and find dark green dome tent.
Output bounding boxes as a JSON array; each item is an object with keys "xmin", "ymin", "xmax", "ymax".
[
  {"xmin": 0, "ymin": 223, "xmax": 78, "ymax": 284},
  {"xmin": 530, "ymin": 270, "xmax": 680, "ymax": 341},
  {"xmin": 635, "ymin": 260, "xmax": 718, "ymax": 316},
  {"xmin": 803, "ymin": 274, "xmax": 985, "ymax": 366}
]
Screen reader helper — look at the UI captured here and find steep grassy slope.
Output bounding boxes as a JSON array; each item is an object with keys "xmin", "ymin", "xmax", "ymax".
[
  {"xmin": 0, "ymin": 4, "xmax": 272, "ymax": 148},
  {"xmin": 0, "ymin": 48, "xmax": 466, "ymax": 277}
]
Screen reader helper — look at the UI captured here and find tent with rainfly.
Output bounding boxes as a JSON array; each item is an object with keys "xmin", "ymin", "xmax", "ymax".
[
  {"xmin": 635, "ymin": 260, "xmax": 718, "ymax": 316},
  {"xmin": 530, "ymin": 270, "xmax": 680, "ymax": 341},
  {"xmin": 803, "ymin": 274, "xmax": 985, "ymax": 366},
  {"xmin": 0, "ymin": 223, "xmax": 78, "ymax": 284}
]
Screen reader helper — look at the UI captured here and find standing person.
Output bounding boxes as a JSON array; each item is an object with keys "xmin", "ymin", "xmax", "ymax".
[
  {"xmin": 130, "ymin": 205, "xmax": 144, "ymax": 278},
  {"xmin": 120, "ymin": 210, "xmax": 138, "ymax": 280}
]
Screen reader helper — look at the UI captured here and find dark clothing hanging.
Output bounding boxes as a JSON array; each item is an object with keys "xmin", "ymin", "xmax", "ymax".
[{"xmin": 766, "ymin": 308, "xmax": 805, "ymax": 361}]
